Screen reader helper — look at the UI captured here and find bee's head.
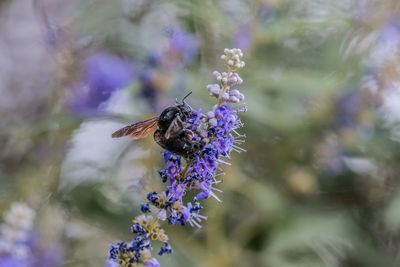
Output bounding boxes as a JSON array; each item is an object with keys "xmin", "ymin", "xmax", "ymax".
[{"xmin": 176, "ymin": 92, "xmax": 193, "ymax": 116}]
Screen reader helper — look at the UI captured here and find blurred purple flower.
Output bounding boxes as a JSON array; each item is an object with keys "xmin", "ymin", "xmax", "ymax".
[
  {"xmin": 336, "ymin": 90, "xmax": 362, "ymax": 130},
  {"xmin": 381, "ymin": 16, "xmax": 400, "ymax": 46},
  {"xmin": 260, "ymin": 3, "xmax": 275, "ymax": 22},
  {"xmin": 71, "ymin": 52, "xmax": 135, "ymax": 113},
  {"xmin": 167, "ymin": 30, "xmax": 198, "ymax": 65},
  {"xmin": 0, "ymin": 256, "xmax": 27, "ymax": 267},
  {"xmin": 106, "ymin": 260, "xmax": 119, "ymax": 267},
  {"xmin": 32, "ymin": 247, "xmax": 64, "ymax": 267},
  {"xmin": 234, "ymin": 26, "xmax": 253, "ymax": 52},
  {"xmin": 145, "ymin": 258, "xmax": 160, "ymax": 267}
]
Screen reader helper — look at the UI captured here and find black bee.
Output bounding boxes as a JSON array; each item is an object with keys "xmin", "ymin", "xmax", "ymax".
[{"xmin": 112, "ymin": 93, "xmax": 205, "ymax": 157}]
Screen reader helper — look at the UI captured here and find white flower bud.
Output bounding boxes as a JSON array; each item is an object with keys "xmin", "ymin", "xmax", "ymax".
[
  {"xmin": 221, "ymin": 77, "xmax": 228, "ymax": 84},
  {"xmin": 229, "ymin": 89, "xmax": 240, "ymax": 97},
  {"xmin": 228, "ymin": 60, "xmax": 234, "ymax": 66},
  {"xmin": 229, "ymin": 96, "xmax": 240, "ymax": 103},
  {"xmin": 207, "ymin": 84, "xmax": 220, "ymax": 96},
  {"xmin": 233, "ymin": 55, "xmax": 239, "ymax": 61},
  {"xmin": 158, "ymin": 210, "xmax": 167, "ymax": 221},
  {"xmin": 206, "ymin": 111, "xmax": 215, "ymax": 118},
  {"xmin": 224, "ymin": 48, "xmax": 229, "ymax": 54},
  {"xmin": 220, "ymin": 55, "xmax": 227, "ymax": 60},
  {"xmin": 212, "ymin": 70, "xmax": 220, "ymax": 77},
  {"xmin": 202, "ymin": 138, "xmax": 209, "ymax": 144},
  {"xmin": 237, "ymin": 77, "xmax": 243, "ymax": 84},
  {"xmin": 238, "ymin": 93, "xmax": 245, "ymax": 101},
  {"xmin": 228, "ymin": 77, "xmax": 238, "ymax": 84},
  {"xmin": 209, "ymin": 118, "xmax": 218, "ymax": 127},
  {"xmin": 199, "ymin": 130, "xmax": 208, "ymax": 138},
  {"xmin": 221, "ymin": 92, "xmax": 229, "ymax": 101}
]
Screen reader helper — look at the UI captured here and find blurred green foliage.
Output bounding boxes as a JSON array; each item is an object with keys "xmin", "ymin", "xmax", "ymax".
[{"xmin": 2, "ymin": 0, "xmax": 400, "ymax": 266}]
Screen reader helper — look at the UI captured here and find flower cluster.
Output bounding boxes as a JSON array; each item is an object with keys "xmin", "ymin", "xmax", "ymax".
[
  {"xmin": 108, "ymin": 48, "xmax": 246, "ymax": 266},
  {"xmin": 0, "ymin": 203, "xmax": 35, "ymax": 259},
  {"xmin": 207, "ymin": 49, "xmax": 245, "ymax": 103}
]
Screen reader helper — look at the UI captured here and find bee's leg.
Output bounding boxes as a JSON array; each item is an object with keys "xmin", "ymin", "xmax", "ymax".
[{"xmin": 182, "ymin": 129, "xmax": 194, "ymax": 140}]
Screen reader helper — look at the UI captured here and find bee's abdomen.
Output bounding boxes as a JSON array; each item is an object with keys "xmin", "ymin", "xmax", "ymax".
[{"xmin": 154, "ymin": 129, "xmax": 204, "ymax": 157}]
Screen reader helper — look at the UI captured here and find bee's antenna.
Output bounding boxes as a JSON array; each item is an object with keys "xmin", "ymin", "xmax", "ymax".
[{"xmin": 182, "ymin": 91, "xmax": 192, "ymax": 104}]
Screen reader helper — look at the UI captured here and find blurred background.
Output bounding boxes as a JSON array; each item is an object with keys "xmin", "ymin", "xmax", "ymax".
[{"xmin": 2, "ymin": 0, "xmax": 400, "ymax": 266}]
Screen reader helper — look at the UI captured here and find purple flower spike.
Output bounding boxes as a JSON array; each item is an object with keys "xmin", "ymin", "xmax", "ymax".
[{"xmin": 108, "ymin": 48, "xmax": 246, "ymax": 267}]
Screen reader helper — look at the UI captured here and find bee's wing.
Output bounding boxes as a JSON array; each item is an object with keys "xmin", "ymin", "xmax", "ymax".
[
  {"xmin": 165, "ymin": 115, "xmax": 184, "ymax": 140},
  {"xmin": 112, "ymin": 117, "xmax": 158, "ymax": 139}
]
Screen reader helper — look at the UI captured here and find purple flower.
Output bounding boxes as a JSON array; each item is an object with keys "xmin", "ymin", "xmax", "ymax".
[
  {"xmin": 32, "ymin": 247, "xmax": 64, "ymax": 267},
  {"xmin": 168, "ymin": 30, "xmax": 198, "ymax": 64},
  {"xmin": 170, "ymin": 182, "xmax": 186, "ymax": 201},
  {"xmin": 145, "ymin": 258, "xmax": 160, "ymax": 267},
  {"xmin": 0, "ymin": 256, "xmax": 27, "ymax": 267},
  {"xmin": 163, "ymin": 151, "xmax": 172, "ymax": 164},
  {"xmin": 71, "ymin": 52, "xmax": 135, "ymax": 113},
  {"xmin": 381, "ymin": 16, "xmax": 400, "ymax": 46},
  {"xmin": 108, "ymin": 48, "xmax": 246, "ymax": 266},
  {"xmin": 260, "ymin": 3, "xmax": 275, "ymax": 22},
  {"xmin": 158, "ymin": 243, "xmax": 173, "ymax": 256},
  {"xmin": 106, "ymin": 260, "xmax": 119, "ymax": 267},
  {"xmin": 214, "ymin": 105, "xmax": 238, "ymax": 136},
  {"xmin": 234, "ymin": 26, "xmax": 253, "ymax": 52},
  {"xmin": 166, "ymin": 161, "xmax": 180, "ymax": 179},
  {"xmin": 336, "ymin": 90, "xmax": 361, "ymax": 130}
]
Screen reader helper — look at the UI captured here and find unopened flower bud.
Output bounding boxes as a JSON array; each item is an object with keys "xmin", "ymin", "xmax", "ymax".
[
  {"xmin": 229, "ymin": 96, "xmax": 240, "ymax": 103},
  {"xmin": 229, "ymin": 89, "xmax": 240, "ymax": 97},
  {"xmin": 209, "ymin": 118, "xmax": 218, "ymax": 127},
  {"xmin": 228, "ymin": 77, "xmax": 238, "ymax": 84},
  {"xmin": 206, "ymin": 111, "xmax": 215, "ymax": 119},
  {"xmin": 207, "ymin": 84, "xmax": 220, "ymax": 96},
  {"xmin": 221, "ymin": 92, "xmax": 229, "ymax": 101},
  {"xmin": 199, "ymin": 130, "xmax": 208, "ymax": 138}
]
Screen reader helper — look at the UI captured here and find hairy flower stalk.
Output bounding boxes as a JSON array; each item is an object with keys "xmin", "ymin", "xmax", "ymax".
[{"xmin": 108, "ymin": 48, "xmax": 246, "ymax": 267}]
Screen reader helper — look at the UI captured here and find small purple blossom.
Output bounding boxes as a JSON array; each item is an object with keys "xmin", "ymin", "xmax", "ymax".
[
  {"xmin": 145, "ymin": 258, "xmax": 160, "ymax": 267},
  {"xmin": 158, "ymin": 243, "xmax": 173, "ymax": 256},
  {"xmin": 169, "ymin": 182, "xmax": 186, "ymax": 202},
  {"xmin": 106, "ymin": 260, "xmax": 120, "ymax": 267},
  {"xmin": 140, "ymin": 204, "xmax": 151, "ymax": 213},
  {"xmin": 166, "ymin": 161, "xmax": 180, "ymax": 179}
]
